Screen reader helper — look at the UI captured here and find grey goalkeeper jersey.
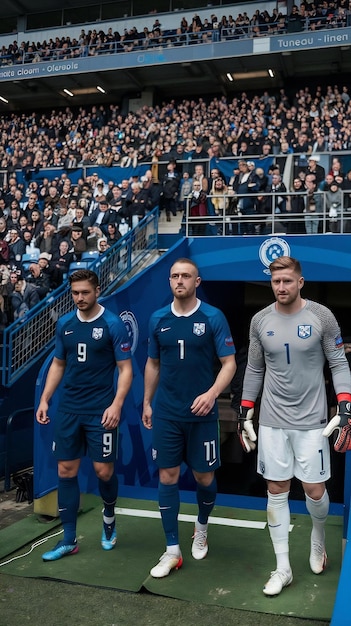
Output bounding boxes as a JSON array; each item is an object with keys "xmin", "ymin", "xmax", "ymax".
[{"xmin": 242, "ymin": 300, "xmax": 351, "ymax": 430}]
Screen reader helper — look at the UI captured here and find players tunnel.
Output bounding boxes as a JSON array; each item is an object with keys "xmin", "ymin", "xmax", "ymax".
[{"xmin": 34, "ymin": 234, "xmax": 351, "ymax": 510}]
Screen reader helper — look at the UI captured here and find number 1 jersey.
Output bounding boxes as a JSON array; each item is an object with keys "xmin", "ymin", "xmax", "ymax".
[{"xmin": 148, "ymin": 299, "xmax": 235, "ymax": 422}]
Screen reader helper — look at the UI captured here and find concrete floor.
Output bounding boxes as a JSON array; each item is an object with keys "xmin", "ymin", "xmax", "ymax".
[{"xmin": 0, "ymin": 479, "xmax": 33, "ymax": 530}]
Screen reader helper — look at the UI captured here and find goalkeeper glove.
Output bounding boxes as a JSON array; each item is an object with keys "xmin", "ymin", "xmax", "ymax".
[
  {"xmin": 238, "ymin": 404, "xmax": 257, "ymax": 453},
  {"xmin": 323, "ymin": 400, "xmax": 351, "ymax": 453}
]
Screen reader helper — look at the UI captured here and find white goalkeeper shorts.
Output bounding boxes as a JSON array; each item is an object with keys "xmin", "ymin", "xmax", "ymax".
[{"xmin": 257, "ymin": 425, "xmax": 331, "ymax": 483}]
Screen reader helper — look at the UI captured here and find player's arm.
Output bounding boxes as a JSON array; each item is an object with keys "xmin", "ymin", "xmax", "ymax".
[
  {"xmin": 321, "ymin": 311, "xmax": 351, "ymax": 452},
  {"xmin": 101, "ymin": 358, "xmax": 133, "ymax": 430},
  {"xmin": 142, "ymin": 357, "xmax": 160, "ymax": 429},
  {"xmin": 238, "ymin": 317, "xmax": 265, "ymax": 452},
  {"xmin": 36, "ymin": 357, "xmax": 66, "ymax": 425},
  {"xmin": 191, "ymin": 354, "xmax": 236, "ymax": 417}
]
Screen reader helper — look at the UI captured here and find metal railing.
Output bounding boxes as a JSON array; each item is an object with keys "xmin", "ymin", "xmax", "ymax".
[
  {"xmin": 184, "ymin": 190, "xmax": 351, "ymax": 237},
  {"xmin": 1, "ymin": 208, "xmax": 158, "ymax": 387},
  {"xmin": 0, "ymin": 16, "xmax": 349, "ymax": 67}
]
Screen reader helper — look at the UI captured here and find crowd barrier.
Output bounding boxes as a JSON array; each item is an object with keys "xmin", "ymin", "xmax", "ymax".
[
  {"xmin": 184, "ymin": 190, "xmax": 351, "ymax": 237},
  {"xmin": 1, "ymin": 207, "xmax": 158, "ymax": 387},
  {"xmin": 0, "ymin": 16, "xmax": 350, "ymax": 66}
]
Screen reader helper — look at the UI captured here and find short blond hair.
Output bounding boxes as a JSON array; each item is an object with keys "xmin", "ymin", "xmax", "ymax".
[{"xmin": 269, "ymin": 256, "xmax": 302, "ymax": 276}]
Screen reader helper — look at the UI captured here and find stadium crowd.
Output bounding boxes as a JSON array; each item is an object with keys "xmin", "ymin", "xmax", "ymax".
[
  {"xmin": 1, "ymin": 81, "xmax": 351, "ymax": 175},
  {"xmin": 0, "ymin": 1, "xmax": 350, "ymax": 65},
  {"xmin": 0, "ymin": 80, "xmax": 351, "ymax": 325}
]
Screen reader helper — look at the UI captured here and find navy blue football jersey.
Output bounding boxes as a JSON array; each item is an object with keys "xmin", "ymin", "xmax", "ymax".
[
  {"xmin": 148, "ymin": 299, "xmax": 235, "ymax": 421},
  {"xmin": 54, "ymin": 306, "xmax": 131, "ymax": 414}
]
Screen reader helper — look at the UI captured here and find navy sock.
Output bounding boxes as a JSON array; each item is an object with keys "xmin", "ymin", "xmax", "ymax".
[
  {"xmin": 99, "ymin": 474, "xmax": 118, "ymax": 540},
  {"xmin": 196, "ymin": 477, "xmax": 217, "ymax": 525},
  {"xmin": 159, "ymin": 482, "xmax": 180, "ymax": 547},
  {"xmin": 58, "ymin": 476, "xmax": 80, "ymax": 544}
]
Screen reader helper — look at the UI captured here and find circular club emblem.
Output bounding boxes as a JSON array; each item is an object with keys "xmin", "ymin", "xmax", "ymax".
[
  {"xmin": 259, "ymin": 237, "xmax": 291, "ymax": 274},
  {"xmin": 120, "ymin": 310, "xmax": 139, "ymax": 354}
]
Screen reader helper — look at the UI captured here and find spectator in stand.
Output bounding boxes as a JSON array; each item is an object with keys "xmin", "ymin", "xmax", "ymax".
[
  {"xmin": 145, "ymin": 173, "xmax": 163, "ymax": 210},
  {"xmin": 36, "ymin": 221, "xmax": 60, "ymax": 256},
  {"xmin": 86, "ymin": 226, "xmax": 104, "ymax": 252},
  {"xmin": 109, "ymin": 185, "xmax": 126, "ymax": 217},
  {"xmin": 286, "ymin": 178, "xmax": 306, "ymax": 234},
  {"xmin": 11, "ymin": 271, "xmax": 40, "ymax": 319},
  {"xmin": 319, "ymin": 173, "xmax": 335, "ymax": 192},
  {"xmin": 44, "ymin": 185, "xmax": 61, "ymax": 213},
  {"xmin": 7, "ymin": 206, "xmax": 22, "ymax": 231},
  {"xmin": 97, "ymin": 237, "xmax": 110, "ymax": 254},
  {"xmin": 161, "ymin": 159, "xmax": 181, "ymax": 222},
  {"xmin": 325, "ymin": 180, "xmax": 343, "ymax": 233},
  {"xmin": 23, "ymin": 192, "xmax": 40, "ymax": 219},
  {"xmin": 304, "ymin": 173, "xmax": 323, "ymax": 234},
  {"xmin": 56, "ymin": 204, "xmax": 75, "ymax": 233},
  {"xmin": 0, "ymin": 217, "xmax": 8, "ymax": 241},
  {"xmin": 304, "ymin": 156, "xmax": 326, "ymax": 187},
  {"xmin": 209, "ymin": 177, "xmax": 228, "ymax": 220},
  {"xmin": 26, "ymin": 262, "xmax": 52, "ymax": 300},
  {"xmin": 0, "ymin": 238, "xmax": 9, "ymax": 265},
  {"xmin": 29, "ymin": 208, "xmax": 45, "ymax": 240},
  {"xmin": 192, "ymin": 164, "xmax": 209, "ymax": 192},
  {"xmin": 234, "ymin": 160, "xmax": 258, "ymax": 235},
  {"xmin": 89, "ymin": 198, "xmax": 117, "ymax": 235},
  {"xmin": 69, "ymin": 224, "xmax": 87, "ymax": 260},
  {"xmin": 188, "ymin": 180, "xmax": 208, "ymax": 236},
  {"xmin": 52, "ymin": 240, "xmax": 74, "ymax": 278},
  {"xmin": 0, "ymin": 199, "xmax": 8, "ymax": 220},
  {"xmin": 37, "ymin": 251, "xmax": 61, "ymax": 290},
  {"xmin": 106, "ymin": 222, "xmax": 122, "ymax": 247},
  {"xmin": 42, "ymin": 205, "xmax": 59, "ymax": 229},
  {"xmin": 8, "ymin": 228, "xmax": 26, "ymax": 265},
  {"xmin": 179, "ymin": 171, "xmax": 193, "ymax": 213},
  {"xmin": 125, "ymin": 181, "xmax": 150, "ymax": 228},
  {"xmin": 72, "ymin": 206, "xmax": 90, "ymax": 235},
  {"xmin": 329, "ymin": 157, "xmax": 343, "ymax": 178}
]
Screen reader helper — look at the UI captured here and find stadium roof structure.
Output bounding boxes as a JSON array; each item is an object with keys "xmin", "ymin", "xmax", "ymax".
[
  {"xmin": 1, "ymin": 1, "xmax": 351, "ymax": 110},
  {"xmin": 2, "ymin": 0, "xmax": 100, "ymax": 17}
]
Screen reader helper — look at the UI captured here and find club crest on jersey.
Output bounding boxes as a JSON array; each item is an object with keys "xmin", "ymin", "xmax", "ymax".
[
  {"xmin": 193, "ymin": 322, "xmax": 205, "ymax": 336},
  {"xmin": 92, "ymin": 327, "xmax": 104, "ymax": 340},
  {"xmin": 297, "ymin": 325, "xmax": 312, "ymax": 339}
]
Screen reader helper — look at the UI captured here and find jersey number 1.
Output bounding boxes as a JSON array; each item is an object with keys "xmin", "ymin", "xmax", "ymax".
[
  {"xmin": 178, "ymin": 339, "xmax": 185, "ymax": 360},
  {"xmin": 284, "ymin": 343, "xmax": 290, "ymax": 364}
]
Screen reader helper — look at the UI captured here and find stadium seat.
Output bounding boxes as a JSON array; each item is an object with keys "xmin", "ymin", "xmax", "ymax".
[
  {"xmin": 81, "ymin": 251, "xmax": 100, "ymax": 262},
  {"xmin": 21, "ymin": 252, "xmax": 40, "ymax": 271},
  {"xmin": 68, "ymin": 261, "xmax": 89, "ymax": 275}
]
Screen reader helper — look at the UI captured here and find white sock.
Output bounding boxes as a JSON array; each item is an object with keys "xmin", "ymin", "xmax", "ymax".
[
  {"xmin": 305, "ymin": 490, "xmax": 329, "ymax": 546},
  {"xmin": 195, "ymin": 520, "xmax": 208, "ymax": 532},
  {"xmin": 167, "ymin": 544, "xmax": 181, "ymax": 556},
  {"xmin": 267, "ymin": 490, "xmax": 291, "ymax": 572}
]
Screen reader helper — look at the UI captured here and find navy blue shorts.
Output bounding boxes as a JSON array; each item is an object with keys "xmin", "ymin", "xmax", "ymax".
[
  {"xmin": 53, "ymin": 411, "xmax": 118, "ymax": 463},
  {"xmin": 152, "ymin": 418, "xmax": 220, "ymax": 472}
]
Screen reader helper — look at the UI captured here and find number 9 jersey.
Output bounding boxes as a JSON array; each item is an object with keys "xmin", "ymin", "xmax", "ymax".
[{"xmin": 54, "ymin": 306, "xmax": 131, "ymax": 414}]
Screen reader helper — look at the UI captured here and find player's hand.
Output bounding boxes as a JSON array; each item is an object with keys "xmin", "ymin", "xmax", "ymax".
[
  {"xmin": 142, "ymin": 405, "xmax": 153, "ymax": 429},
  {"xmin": 323, "ymin": 401, "xmax": 351, "ymax": 453},
  {"xmin": 101, "ymin": 405, "xmax": 121, "ymax": 429},
  {"xmin": 238, "ymin": 406, "xmax": 257, "ymax": 453},
  {"xmin": 191, "ymin": 390, "xmax": 216, "ymax": 417},
  {"xmin": 36, "ymin": 400, "xmax": 50, "ymax": 425}
]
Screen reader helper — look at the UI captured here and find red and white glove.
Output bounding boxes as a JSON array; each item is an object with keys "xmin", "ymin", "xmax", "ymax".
[
  {"xmin": 238, "ymin": 403, "xmax": 257, "ymax": 453},
  {"xmin": 323, "ymin": 396, "xmax": 351, "ymax": 453}
]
